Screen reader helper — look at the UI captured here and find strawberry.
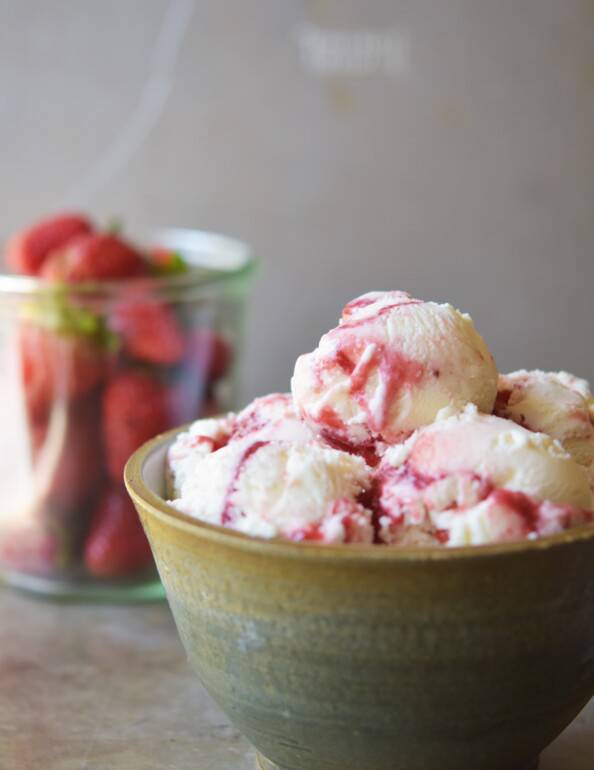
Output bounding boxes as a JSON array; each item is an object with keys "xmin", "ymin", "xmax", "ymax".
[
  {"xmin": 84, "ymin": 486, "xmax": 153, "ymax": 577},
  {"xmin": 32, "ymin": 394, "xmax": 105, "ymax": 514},
  {"xmin": 102, "ymin": 372, "xmax": 170, "ymax": 481},
  {"xmin": 41, "ymin": 233, "xmax": 148, "ymax": 283},
  {"xmin": 149, "ymin": 247, "xmax": 187, "ymax": 275},
  {"xmin": 186, "ymin": 328, "xmax": 232, "ymax": 383},
  {"xmin": 19, "ymin": 322, "xmax": 108, "ymax": 421},
  {"xmin": 109, "ymin": 299, "xmax": 185, "ymax": 365},
  {"xmin": 6, "ymin": 213, "xmax": 93, "ymax": 276}
]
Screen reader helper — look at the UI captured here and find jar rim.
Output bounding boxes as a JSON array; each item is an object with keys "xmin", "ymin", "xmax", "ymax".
[{"xmin": 0, "ymin": 227, "xmax": 256, "ymax": 297}]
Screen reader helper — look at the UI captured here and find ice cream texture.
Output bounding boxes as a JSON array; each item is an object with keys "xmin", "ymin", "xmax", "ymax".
[
  {"xmin": 167, "ymin": 393, "xmax": 315, "ymax": 497},
  {"xmin": 291, "ymin": 291, "xmax": 498, "ymax": 458},
  {"xmin": 375, "ymin": 406, "xmax": 592, "ymax": 546},
  {"xmin": 170, "ymin": 439, "xmax": 373, "ymax": 543},
  {"xmin": 167, "ymin": 290, "xmax": 594, "ymax": 547},
  {"xmin": 495, "ymin": 370, "xmax": 594, "ymax": 488}
]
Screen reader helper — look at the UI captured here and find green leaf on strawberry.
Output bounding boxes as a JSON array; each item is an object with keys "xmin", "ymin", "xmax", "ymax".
[
  {"xmin": 150, "ymin": 248, "xmax": 188, "ymax": 276},
  {"xmin": 21, "ymin": 287, "xmax": 121, "ymax": 351},
  {"xmin": 106, "ymin": 217, "xmax": 124, "ymax": 235}
]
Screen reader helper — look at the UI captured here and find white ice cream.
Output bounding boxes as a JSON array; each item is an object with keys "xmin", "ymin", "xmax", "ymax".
[
  {"xmin": 166, "ymin": 414, "xmax": 234, "ymax": 497},
  {"xmin": 165, "ymin": 291, "xmax": 594, "ymax": 549},
  {"xmin": 232, "ymin": 392, "xmax": 315, "ymax": 444},
  {"xmin": 170, "ymin": 439, "xmax": 374, "ymax": 543},
  {"xmin": 495, "ymin": 370, "xmax": 594, "ymax": 488},
  {"xmin": 292, "ymin": 291, "xmax": 498, "ymax": 455},
  {"xmin": 376, "ymin": 405, "xmax": 592, "ymax": 546},
  {"xmin": 166, "ymin": 393, "xmax": 315, "ymax": 498}
]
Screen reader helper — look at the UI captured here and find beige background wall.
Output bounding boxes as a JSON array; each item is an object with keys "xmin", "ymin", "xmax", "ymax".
[{"xmin": 1, "ymin": 0, "xmax": 593, "ymax": 401}]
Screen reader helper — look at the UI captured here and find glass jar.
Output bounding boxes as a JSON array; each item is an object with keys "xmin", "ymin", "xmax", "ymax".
[{"xmin": 0, "ymin": 228, "xmax": 255, "ymax": 600}]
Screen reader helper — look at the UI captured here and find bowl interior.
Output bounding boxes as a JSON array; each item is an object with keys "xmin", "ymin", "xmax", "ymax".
[{"xmin": 142, "ymin": 439, "xmax": 169, "ymax": 498}]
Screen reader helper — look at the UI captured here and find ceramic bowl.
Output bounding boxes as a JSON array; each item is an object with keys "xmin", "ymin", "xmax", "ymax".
[{"xmin": 125, "ymin": 427, "xmax": 594, "ymax": 770}]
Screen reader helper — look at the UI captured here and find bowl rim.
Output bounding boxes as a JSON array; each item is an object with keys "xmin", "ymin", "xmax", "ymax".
[{"xmin": 124, "ymin": 425, "xmax": 594, "ymax": 564}]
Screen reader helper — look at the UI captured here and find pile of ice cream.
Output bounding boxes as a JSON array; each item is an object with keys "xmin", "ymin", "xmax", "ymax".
[{"xmin": 166, "ymin": 291, "xmax": 594, "ymax": 547}]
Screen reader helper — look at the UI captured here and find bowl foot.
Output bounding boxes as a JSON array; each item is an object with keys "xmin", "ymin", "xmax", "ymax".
[{"xmin": 255, "ymin": 752, "xmax": 539, "ymax": 770}]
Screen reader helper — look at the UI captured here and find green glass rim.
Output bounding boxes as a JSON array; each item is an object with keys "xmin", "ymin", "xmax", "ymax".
[
  {"xmin": 125, "ymin": 425, "xmax": 594, "ymax": 565},
  {"xmin": 0, "ymin": 227, "xmax": 256, "ymax": 298}
]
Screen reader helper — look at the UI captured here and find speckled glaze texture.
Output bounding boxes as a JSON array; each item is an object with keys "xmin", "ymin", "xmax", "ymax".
[{"xmin": 125, "ymin": 428, "xmax": 594, "ymax": 770}]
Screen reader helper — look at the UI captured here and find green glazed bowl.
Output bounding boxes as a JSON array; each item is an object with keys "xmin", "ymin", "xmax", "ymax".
[{"xmin": 125, "ymin": 427, "xmax": 594, "ymax": 770}]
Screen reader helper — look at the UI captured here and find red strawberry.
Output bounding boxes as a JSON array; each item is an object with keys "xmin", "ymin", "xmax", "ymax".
[
  {"xmin": 19, "ymin": 323, "xmax": 108, "ymax": 421},
  {"xmin": 32, "ymin": 394, "xmax": 105, "ymax": 514},
  {"xmin": 84, "ymin": 486, "xmax": 153, "ymax": 577},
  {"xmin": 103, "ymin": 372, "xmax": 170, "ymax": 481},
  {"xmin": 149, "ymin": 247, "xmax": 187, "ymax": 274},
  {"xmin": 150, "ymin": 246, "xmax": 173, "ymax": 267},
  {"xmin": 6, "ymin": 213, "xmax": 93, "ymax": 276},
  {"xmin": 41, "ymin": 233, "xmax": 148, "ymax": 283},
  {"xmin": 109, "ymin": 300, "xmax": 185, "ymax": 365},
  {"xmin": 186, "ymin": 328, "xmax": 232, "ymax": 383}
]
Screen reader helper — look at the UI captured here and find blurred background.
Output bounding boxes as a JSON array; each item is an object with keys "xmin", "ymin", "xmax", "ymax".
[{"xmin": 1, "ymin": 0, "xmax": 593, "ymax": 400}]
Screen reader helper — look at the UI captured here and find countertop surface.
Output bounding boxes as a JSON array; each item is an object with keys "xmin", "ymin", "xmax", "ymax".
[{"xmin": 1, "ymin": 588, "xmax": 593, "ymax": 770}]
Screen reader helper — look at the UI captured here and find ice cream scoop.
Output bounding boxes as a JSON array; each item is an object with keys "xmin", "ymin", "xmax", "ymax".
[
  {"xmin": 495, "ymin": 370, "xmax": 594, "ymax": 488},
  {"xmin": 170, "ymin": 439, "xmax": 373, "ymax": 543},
  {"xmin": 232, "ymin": 392, "xmax": 316, "ymax": 444},
  {"xmin": 167, "ymin": 393, "xmax": 316, "ymax": 497},
  {"xmin": 375, "ymin": 405, "xmax": 592, "ymax": 547},
  {"xmin": 166, "ymin": 414, "xmax": 235, "ymax": 498},
  {"xmin": 291, "ymin": 291, "xmax": 498, "ymax": 460}
]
